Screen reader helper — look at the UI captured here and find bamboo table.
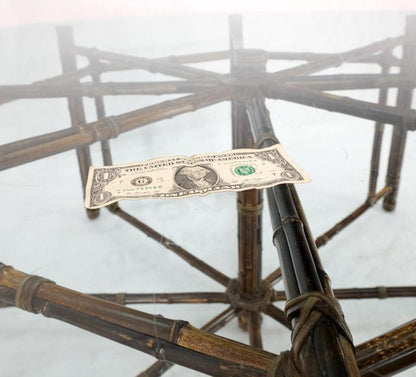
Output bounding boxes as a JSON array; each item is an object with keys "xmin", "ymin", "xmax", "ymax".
[{"xmin": 0, "ymin": 14, "xmax": 415, "ymax": 377}]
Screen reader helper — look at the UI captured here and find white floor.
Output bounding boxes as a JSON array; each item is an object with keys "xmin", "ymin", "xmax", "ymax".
[{"xmin": 0, "ymin": 11, "xmax": 415, "ymax": 377}]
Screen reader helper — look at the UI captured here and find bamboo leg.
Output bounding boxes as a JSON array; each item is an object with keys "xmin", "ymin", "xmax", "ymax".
[
  {"xmin": 229, "ymin": 17, "xmax": 266, "ymax": 341},
  {"xmin": 56, "ymin": 26, "xmax": 98, "ymax": 219},
  {"xmin": 246, "ymin": 96, "xmax": 360, "ymax": 377},
  {"xmin": 88, "ymin": 55, "xmax": 114, "ymax": 166},
  {"xmin": 229, "ymin": 13, "xmax": 245, "ymax": 151},
  {"xmin": 137, "ymin": 306, "xmax": 238, "ymax": 377},
  {"xmin": 230, "ymin": 14, "xmax": 249, "ymax": 332},
  {"xmin": 248, "ymin": 311, "xmax": 263, "ymax": 349},
  {"xmin": 236, "ymin": 189, "xmax": 263, "ymax": 296},
  {"xmin": 368, "ymin": 55, "xmax": 392, "ymax": 199},
  {"xmin": 383, "ymin": 16, "xmax": 416, "ymax": 211}
]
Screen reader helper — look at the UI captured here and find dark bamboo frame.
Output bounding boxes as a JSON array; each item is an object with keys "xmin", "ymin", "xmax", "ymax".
[{"xmin": 0, "ymin": 13, "xmax": 415, "ymax": 377}]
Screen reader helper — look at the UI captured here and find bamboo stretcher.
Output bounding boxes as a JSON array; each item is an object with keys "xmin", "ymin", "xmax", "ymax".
[{"xmin": 0, "ymin": 14, "xmax": 415, "ymax": 377}]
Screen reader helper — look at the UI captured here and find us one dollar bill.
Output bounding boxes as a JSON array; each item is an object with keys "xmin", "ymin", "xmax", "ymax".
[{"xmin": 85, "ymin": 144, "xmax": 310, "ymax": 209}]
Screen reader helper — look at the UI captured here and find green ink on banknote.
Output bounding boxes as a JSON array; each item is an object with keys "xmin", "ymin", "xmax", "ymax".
[{"xmin": 234, "ymin": 166, "xmax": 255, "ymax": 176}]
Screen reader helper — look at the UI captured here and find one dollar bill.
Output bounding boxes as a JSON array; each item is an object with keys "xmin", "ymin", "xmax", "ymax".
[{"xmin": 85, "ymin": 144, "xmax": 310, "ymax": 209}]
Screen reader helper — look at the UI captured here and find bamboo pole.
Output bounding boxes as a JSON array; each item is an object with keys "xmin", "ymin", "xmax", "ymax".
[
  {"xmin": 368, "ymin": 54, "xmax": 392, "ymax": 199},
  {"xmin": 266, "ymin": 51, "xmax": 401, "ymax": 66},
  {"xmin": 356, "ymin": 319, "xmax": 416, "ymax": 376},
  {"xmin": 2, "ymin": 72, "xmax": 412, "ymax": 102},
  {"xmin": 383, "ymin": 15, "xmax": 416, "ymax": 211},
  {"xmin": 3, "ymin": 74, "xmax": 411, "ymax": 101},
  {"xmin": 4, "ymin": 285, "xmax": 415, "ymax": 309},
  {"xmin": 271, "ymin": 286, "xmax": 416, "ymax": 301},
  {"xmin": 236, "ymin": 188, "xmax": 264, "ymax": 297},
  {"xmin": 77, "ymin": 47, "xmax": 230, "ymax": 65},
  {"xmin": 247, "ymin": 311, "xmax": 263, "ymax": 349},
  {"xmin": 137, "ymin": 306, "xmax": 238, "ymax": 377},
  {"xmin": 229, "ymin": 17, "xmax": 265, "ymax": 347},
  {"xmin": 56, "ymin": 26, "xmax": 98, "ymax": 219},
  {"xmin": 246, "ymin": 96, "xmax": 360, "ymax": 377},
  {"xmin": 264, "ymin": 83, "xmax": 416, "ymax": 131},
  {"xmin": 0, "ymin": 88, "xmax": 232, "ymax": 171},
  {"xmin": 74, "ymin": 46, "xmax": 223, "ymax": 80},
  {"xmin": 263, "ymin": 304, "xmax": 291, "ymax": 329},
  {"xmin": 0, "ymin": 80, "xmax": 220, "ymax": 99},
  {"xmin": 0, "ymin": 61, "xmax": 171, "ymax": 105},
  {"xmin": 92, "ymin": 292, "xmax": 228, "ymax": 305},
  {"xmin": 315, "ymin": 186, "xmax": 392, "ymax": 248},
  {"xmin": 0, "ymin": 45, "xmax": 227, "ymax": 104},
  {"xmin": 109, "ymin": 205, "xmax": 231, "ymax": 287},
  {"xmin": 0, "ymin": 263, "xmax": 275, "ymax": 377},
  {"xmin": 147, "ymin": 50, "xmax": 230, "ymax": 64},
  {"xmin": 276, "ymin": 73, "xmax": 412, "ymax": 91},
  {"xmin": 0, "ymin": 64, "xmax": 98, "ymax": 106},
  {"xmin": 229, "ymin": 14, "xmax": 251, "ymax": 333},
  {"xmin": 88, "ymin": 55, "xmax": 114, "ymax": 167},
  {"xmin": 264, "ymin": 268, "xmax": 282, "ymax": 286},
  {"xmin": 229, "ymin": 14, "xmax": 247, "ymax": 153},
  {"xmin": 271, "ymin": 35, "xmax": 403, "ymax": 77}
]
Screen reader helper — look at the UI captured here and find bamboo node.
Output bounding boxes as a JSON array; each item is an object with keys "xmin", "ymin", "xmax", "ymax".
[
  {"xmin": 162, "ymin": 239, "xmax": 176, "ymax": 248},
  {"xmin": 103, "ymin": 116, "xmax": 121, "ymax": 139},
  {"xmin": 366, "ymin": 196, "xmax": 377, "ymax": 206},
  {"xmin": 254, "ymin": 133, "xmax": 279, "ymax": 149},
  {"xmin": 315, "ymin": 235, "xmax": 328, "ymax": 247},
  {"xmin": 169, "ymin": 320, "xmax": 189, "ymax": 343},
  {"xmin": 402, "ymin": 110, "xmax": 416, "ymax": 131},
  {"xmin": 237, "ymin": 200, "xmax": 264, "ymax": 216},
  {"xmin": 272, "ymin": 217, "xmax": 304, "ymax": 239},
  {"xmin": 116, "ymin": 292, "xmax": 126, "ymax": 305},
  {"xmin": 377, "ymin": 286, "xmax": 389, "ymax": 299},
  {"xmin": 15, "ymin": 275, "xmax": 55, "ymax": 314}
]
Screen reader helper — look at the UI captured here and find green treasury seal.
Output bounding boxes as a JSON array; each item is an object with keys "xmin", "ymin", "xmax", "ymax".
[{"xmin": 234, "ymin": 165, "xmax": 255, "ymax": 176}]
